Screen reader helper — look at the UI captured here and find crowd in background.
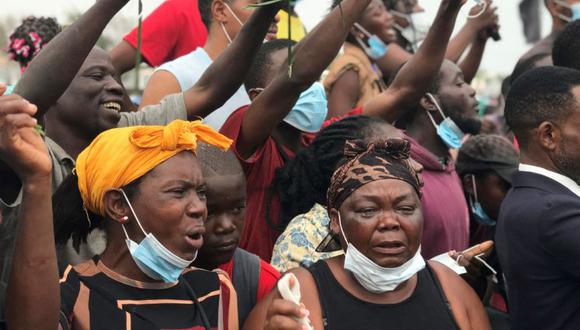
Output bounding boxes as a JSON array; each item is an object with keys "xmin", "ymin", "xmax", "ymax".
[{"xmin": 1, "ymin": 0, "xmax": 580, "ymax": 329}]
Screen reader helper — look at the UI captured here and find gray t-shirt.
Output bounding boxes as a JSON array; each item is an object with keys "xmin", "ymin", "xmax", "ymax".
[{"xmin": 0, "ymin": 93, "xmax": 188, "ymax": 322}]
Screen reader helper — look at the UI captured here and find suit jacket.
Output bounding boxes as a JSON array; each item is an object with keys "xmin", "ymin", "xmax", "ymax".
[{"xmin": 496, "ymin": 171, "xmax": 580, "ymax": 330}]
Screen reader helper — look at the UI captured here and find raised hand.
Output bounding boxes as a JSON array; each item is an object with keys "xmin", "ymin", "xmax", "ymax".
[
  {"xmin": 0, "ymin": 85, "xmax": 51, "ymax": 183},
  {"xmin": 467, "ymin": 0, "xmax": 499, "ymax": 36}
]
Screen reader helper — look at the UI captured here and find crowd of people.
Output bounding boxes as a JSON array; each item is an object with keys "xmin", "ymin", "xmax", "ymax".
[{"xmin": 1, "ymin": 0, "xmax": 580, "ymax": 329}]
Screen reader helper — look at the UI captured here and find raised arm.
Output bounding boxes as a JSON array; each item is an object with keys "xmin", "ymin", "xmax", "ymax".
[
  {"xmin": 1, "ymin": 92, "xmax": 58, "ymax": 329},
  {"xmin": 13, "ymin": 0, "xmax": 129, "ymax": 119},
  {"xmin": 363, "ymin": 0, "xmax": 465, "ymax": 123},
  {"xmin": 459, "ymin": 31, "xmax": 488, "ymax": 83},
  {"xmin": 445, "ymin": 0, "xmax": 497, "ymax": 62},
  {"xmin": 235, "ymin": 0, "xmax": 372, "ymax": 159},
  {"xmin": 181, "ymin": 3, "xmax": 282, "ymax": 120}
]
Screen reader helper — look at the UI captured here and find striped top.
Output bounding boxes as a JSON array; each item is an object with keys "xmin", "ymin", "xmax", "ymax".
[{"xmin": 59, "ymin": 257, "xmax": 238, "ymax": 330}]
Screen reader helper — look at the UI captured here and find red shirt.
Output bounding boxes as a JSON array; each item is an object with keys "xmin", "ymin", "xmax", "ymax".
[
  {"xmin": 220, "ymin": 106, "xmax": 363, "ymax": 260},
  {"xmin": 218, "ymin": 254, "xmax": 280, "ymax": 303},
  {"xmin": 124, "ymin": 0, "xmax": 207, "ymax": 67}
]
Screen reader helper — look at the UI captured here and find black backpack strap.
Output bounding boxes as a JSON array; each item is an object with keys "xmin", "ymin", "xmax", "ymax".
[{"xmin": 232, "ymin": 248, "xmax": 261, "ymax": 326}]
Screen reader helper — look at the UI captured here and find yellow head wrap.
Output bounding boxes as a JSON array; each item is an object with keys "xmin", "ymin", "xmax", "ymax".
[{"xmin": 76, "ymin": 120, "xmax": 233, "ymax": 216}]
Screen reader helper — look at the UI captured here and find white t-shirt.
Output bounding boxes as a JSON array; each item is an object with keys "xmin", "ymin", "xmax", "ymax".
[{"xmin": 157, "ymin": 48, "xmax": 251, "ymax": 130}]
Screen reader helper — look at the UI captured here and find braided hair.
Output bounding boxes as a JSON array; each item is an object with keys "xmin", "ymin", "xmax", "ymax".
[
  {"xmin": 6, "ymin": 16, "xmax": 61, "ymax": 71},
  {"xmin": 267, "ymin": 115, "xmax": 397, "ymax": 231}
]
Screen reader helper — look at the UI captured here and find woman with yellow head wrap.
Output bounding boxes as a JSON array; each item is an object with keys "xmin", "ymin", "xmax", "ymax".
[{"xmin": 12, "ymin": 119, "xmax": 241, "ymax": 330}]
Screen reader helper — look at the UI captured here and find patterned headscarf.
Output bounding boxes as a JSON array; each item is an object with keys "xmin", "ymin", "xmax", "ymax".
[{"xmin": 326, "ymin": 138, "xmax": 422, "ymax": 211}]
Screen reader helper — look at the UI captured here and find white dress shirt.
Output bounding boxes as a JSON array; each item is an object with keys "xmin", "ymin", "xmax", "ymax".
[{"xmin": 519, "ymin": 164, "xmax": 580, "ymax": 198}]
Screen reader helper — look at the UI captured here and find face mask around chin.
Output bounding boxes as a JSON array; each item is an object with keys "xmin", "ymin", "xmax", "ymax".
[
  {"xmin": 552, "ymin": 0, "xmax": 580, "ymax": 22},
  {"xmin": 468, "ymin": 175, "xmax": 496, "ymax": 226},
  {"xmin": 120, "ymin": 189, "xmax": 196, "ymax": 283},
  {"xmin": 424, "ymin": 93, "xmax": 465, "ymax": 149},
  {"xmin": 353, "ymin": 23, "xmax": 389, "ymax": 60},
  {"xmin": 337, "ymin": 211, "xmax": 426, "ymax": 293}
]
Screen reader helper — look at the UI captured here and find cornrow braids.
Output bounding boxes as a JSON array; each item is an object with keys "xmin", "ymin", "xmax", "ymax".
[
  {"xmin": 267, "ymin": 115, "xmax": 393, "ymax": 231},
  {"xmin": 6, "ymin": 16, "xmax": 61, "ymax": 70}
]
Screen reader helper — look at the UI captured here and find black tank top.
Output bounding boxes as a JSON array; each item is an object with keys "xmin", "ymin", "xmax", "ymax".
[{"xmin": 307, "ymin": 261, "xmax": 460, "ymax": 330}]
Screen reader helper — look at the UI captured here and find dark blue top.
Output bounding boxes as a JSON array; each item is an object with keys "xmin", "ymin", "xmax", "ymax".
[{"xmin": 496, "ymin": 171, "xmax": 580, "ymax": 330}]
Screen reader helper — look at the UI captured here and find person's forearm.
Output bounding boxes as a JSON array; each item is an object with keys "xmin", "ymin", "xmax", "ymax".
[
  {"xmin": 285, "ymin": 0, "xmax": 371, "ymax": 91},
  {"xmin": 384, "ymin": 0, "xmax": 463, "ymax": 118},
  {"xmin": 14, "ymin": 0, "xmax": 129, "ymax": 118},
  {"xmin": 375, "ymin": 43, "xmax": 412, "ymax": 77},
  {"xmin": 110, "ymin": 40, "xmax": 138, "ymax": 75},
  {"xmin": 6, "ymin": 176, "xmax": 59, "ymax": 329},
  {"xmin": 445, "ymin": 23, "xmax": 478, "ymax": 62},
  {"xmin": 187, "ymin": 3, "xmax": 283, "ymax": 118},
  {"xmin": 459, "ymin": 38, "xmax": 486, "ymax": 83}
]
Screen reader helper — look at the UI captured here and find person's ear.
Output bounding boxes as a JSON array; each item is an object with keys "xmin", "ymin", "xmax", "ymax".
[
  {"xmin": 212, "ymin": 0, "xmax": 228, "ymax": 24},
  {"xmin": 248, "ymin": 88, "xmax": 262, "ymax": 101},
  {"xmin": 103, "ymin": 189, "xmax": 131, "ymax": 225},
  {"xmin": 329, "ymin": 208, "xmax": 340, "ymax": 236},
  {"xmin": 420, "ymin": 94, "xmax": 439, "ymax": 115},
  {"xmin": 536, "ymin": 121, "xmax": 560, "ymax": 151},
  {"xmin": 462, "ymin": 175, "xmax": 475, "ymax": 196}
]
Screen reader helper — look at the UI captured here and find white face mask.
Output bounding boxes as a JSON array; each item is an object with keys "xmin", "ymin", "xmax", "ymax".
[
  {"xmin": 391, "ymin": 11, "xmax": 430, "ymax": 50},
  {"xmin": 221, "ymin": 2, "xmax": 244, "ymax": 44},
  {"xmin": 337, "ymin": 211, "xmax": 426, "ymax": 293}
]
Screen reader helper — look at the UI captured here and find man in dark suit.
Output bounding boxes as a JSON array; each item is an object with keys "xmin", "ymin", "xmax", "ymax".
[{"xmin": 497, "ymin": 66, "xmax": 580, "ymax": 330}]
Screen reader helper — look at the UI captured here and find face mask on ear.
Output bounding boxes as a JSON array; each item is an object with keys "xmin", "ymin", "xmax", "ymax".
[
  {"xmin": 283, "ymin": 82, "xmax": 328, "ymax": 133},
  {"xmin": 120, "ymin": 189, "xmax": 197, "ymax": 283},
  {"xmin": 424, "ymin": 93, "xmax": 465, "ymax": 149},
  {"xmin": 337, "ymin": 211, "xmax": 426, "ymax": 293},
  {"xmin": 468, "ymin": 175, "xmax": 496, "ymax": 226},
  {"xmin": 353, "ymin": 23, "xmax": 389, "ymax": 60},
  {"xmin": 552, "ymin": 0, "xmax": 580, "ymax": 22},
  {"xmin": 221, "ymin": 2, "xmax": 244, "ymax": 44},
  {"xmin": 391, "ymin": 11, "xmax": 430, "ymax": 50}
]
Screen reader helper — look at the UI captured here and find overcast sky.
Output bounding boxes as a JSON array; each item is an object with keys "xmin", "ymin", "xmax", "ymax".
[{"xmin": 4, "ymin": 0, "xmax": 552, "ymax": 75}]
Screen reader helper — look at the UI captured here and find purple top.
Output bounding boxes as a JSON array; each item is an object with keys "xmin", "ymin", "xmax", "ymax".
[{"xmin": 406, "ymin": 135, "xmax": 469, "ymax": 259}]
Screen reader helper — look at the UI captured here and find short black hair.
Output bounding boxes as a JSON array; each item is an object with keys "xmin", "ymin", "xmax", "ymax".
[
  {"xmin": 196, "ymin": 143, "xmax": 243, "ymax": 177},
  {"xmin": 505, "ymin": 66, "xmax": 580, "ymax": 147},
  {"xmin": 511, "ymin": 52, "xmax": 551, "ymax": 83},
  {"xmin": 553, "ymin": 20, "xmax": 580, "ymax": 71},
  {"xmin": 199, "ymin": 0, "xmax": 214, "ymax": 29},
  {"xmin": 244, "ymin": 39, "xmax": 297, "ymax": 91},
  {"xmin": 268, "ymin": 115, "xmax": 395, "ymax": 230}
]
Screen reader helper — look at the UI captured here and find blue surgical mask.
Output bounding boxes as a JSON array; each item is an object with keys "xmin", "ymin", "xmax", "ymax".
[
  {"xmin": 120, "ymin": 190, "xmax": 196, "ymax": 283},
  {"xmin": 338, "ymin": 212, "xmax": 426, "ymax": 293},
  {"xmin": 4, "ymin": 85, "xmax": 14, "ymax": 95},
  {"xmin": 425, "ymin": 93, "xmax": 465, "ymax": 149},
  {"xmin": 468, "ymin": 175, "xmax": 496, "ymax": 226},
  {"xmin": 283, "ymin": 82, "xmax": 328, "ymax": 133},
  {"xmin": 353, "ymin": 23, "xmax": 389, "ymax": 60},
  {"xmin": 552, "ymin": 0, "xmax": 580, "ymax": 22}
]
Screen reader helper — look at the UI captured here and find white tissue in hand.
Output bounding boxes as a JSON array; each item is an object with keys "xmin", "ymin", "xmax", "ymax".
[
  {"xmin": 431, "ymin": 252, "xmax": 467, "ymax": 275},
  {"xmin": 277, "ymin": 273, "xmax": 314, "ymax": 330}
]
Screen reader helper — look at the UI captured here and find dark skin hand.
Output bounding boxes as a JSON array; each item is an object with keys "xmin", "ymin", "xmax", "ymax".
[
  {"xmin": 0, "ymin": 86, "xmax": 58, "ymax": 330},
  {"xmin": 363, "ymin": 0, "xmax": 466, "ymax": 123},
  {"xmin": 235, "ymin": 0, "xmax": 373, "ymax": 159},
  {"xmin": 245, "ymin": 258, "xmax": 491, "ymax": 330}
]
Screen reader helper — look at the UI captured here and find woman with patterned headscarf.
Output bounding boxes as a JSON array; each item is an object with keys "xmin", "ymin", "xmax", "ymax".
[
  {"xmin": 246, "ymin": 139, "xmax": 490, "ymax": 330},
  {"xmin": 3, "ymin": 117, "xmax": 239, "ymax": 329}
]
